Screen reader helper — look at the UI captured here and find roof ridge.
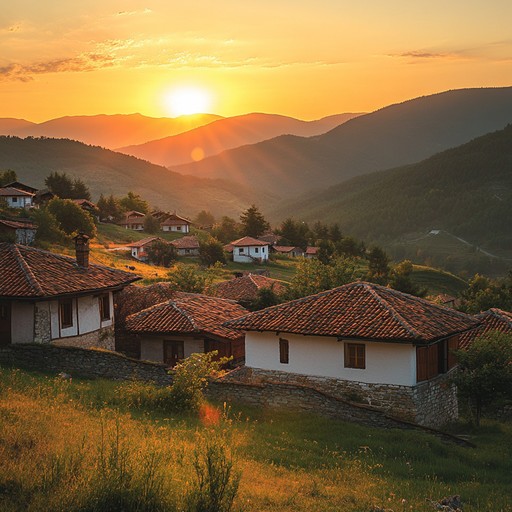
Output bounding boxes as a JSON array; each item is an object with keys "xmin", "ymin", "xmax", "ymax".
[
  {"xmin": 12, "ymin": 245, "xmax": 44, "ymax": 296},
  {"xmin": 171, "ymin": 300, "xmax": 199, "ymax": 331},
  {"xmin": 489, "ymin": 307, "xmax": 512, "ymax": 327},
  {"xmin": 365, "ymin": 284, "xmax": 423, "ymax": 339}
]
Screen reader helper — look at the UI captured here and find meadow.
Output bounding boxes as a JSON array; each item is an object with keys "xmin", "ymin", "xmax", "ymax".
[{"xmin": 1, "ymin": 366, "xmax": 510, "ymax": 512}]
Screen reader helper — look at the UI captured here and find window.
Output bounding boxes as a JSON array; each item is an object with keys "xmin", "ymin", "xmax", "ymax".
[
  {"xmin": 239, "ymin": 248, "xmax": 244, "ymax": 254},
  {"xmin": 60, "ymin": 299, "xmax": 73, "ymax": 328},
  {"xmin": 254, "ymin": 247, "xmax": 259, "ymax": 253},
  {"xmin": 12, "ymin": 197, "xmax": 18, "ymax": 203},
  {"xmin": 177, "ymin": 226, "xmax": 182, "ymax": 231},
  {"xmin": 417, "ymin": 336, "xmax": 459, "ymax": 382},
  {"xmin": 344, "ymin": 343, "xmax": 365, "ymax": 369},
  {"xmin": 99, "ymin": 294, "xmax": 110, "ymax": 321},
  {"xmin": 279, "ymin": 338, "xmax": 289, "ymax": 364}
]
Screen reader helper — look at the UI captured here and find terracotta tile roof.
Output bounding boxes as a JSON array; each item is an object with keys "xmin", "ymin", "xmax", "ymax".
[
  {"xmin": 258, "ymin": 234, "xmax": 283, "ymax": 245},
  {"xmin": 72, "ymin": 199, "xmax": 97, "ymax": 209},
  {"xmin": 305, "ymin": 246, "xmax": 319, "ymax": 255},
  {"xmin": 2, "ymin": 182, "xmax": 38, "ymax": 194},
  {"xmin": 160, "ymin": 213, "xmax": 191, "ymax": 226},
  {"xmin": 0, "ymin": 242, "xmax": 140, "ymax": 299},
  {"xmin": 459, "ymin": 308, "xmax": 512, "ymax": 349},
  {"xmin": 125, "ymin": 293, "xmax": 248, "ymax": 341},
  {"xmin": 171, "ymin": 235, "xmax": 200, "ymax": 250},
  {"xmin": 119, "ymin": 216, "xmax": 145, "ymax": 226},
  {"xmin": 213, "ymin": 274, "xmax": 288, "ymax": 302},
  {"xmin": 225, "ymin": 281, "xmax": 479, "ymax": 343},
  {"xmin": 126, "ymin": 236, "xmax": 163, "ymax": 248},
  {"xmin": 0, "ymin": 219, "xmax": 37, "ymax": 230},
  {"xmin": 230, "ymin": 236, "xmax": 268, "ymax": 247},
  {"xmin": 273, "ymin": 245, "xmax": 303, "ymax": 253},
  {"xmin": 0, "ymin": 187, "xmax": 34, "ymax": 197}
]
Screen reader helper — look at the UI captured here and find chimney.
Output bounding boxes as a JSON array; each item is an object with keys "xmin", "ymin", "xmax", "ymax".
[{"xmin": 74, "ymin": 232, "xmax": 90, "ymax": 268}]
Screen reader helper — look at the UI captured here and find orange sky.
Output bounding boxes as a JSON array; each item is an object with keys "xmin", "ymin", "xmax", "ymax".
[{"xmin": 2, "ymin": 1, "xmax": 512, "ymax": 122}]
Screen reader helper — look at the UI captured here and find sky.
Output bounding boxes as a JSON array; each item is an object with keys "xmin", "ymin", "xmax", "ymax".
[{"xmin": 2, "ymin": 0, "xmax": 512, "ymax": 122}]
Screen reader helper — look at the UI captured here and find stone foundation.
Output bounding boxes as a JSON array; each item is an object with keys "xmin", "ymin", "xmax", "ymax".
[
  {"xmin": 53, "ymin": 326, "xmax": 115, "ymax": 351},
  {"xmin": 223, "ymin": 367, "xmax": 457, "ymax": 427},
  {"xmin": 34, "ymin": 302, "xmax": 51, "ymax": 344}
]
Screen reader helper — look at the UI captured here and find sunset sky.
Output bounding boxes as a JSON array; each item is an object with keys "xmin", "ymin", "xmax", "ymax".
[{"xmin": 2, "ymin": 1, "xmax": 512, "ymax": 122}]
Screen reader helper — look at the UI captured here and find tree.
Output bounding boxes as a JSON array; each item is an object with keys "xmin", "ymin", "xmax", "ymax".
[
  {"xmin": 167, "ymin": 264, "xmax": 213, "ymax": 293},
  {"xmin": 328, "ymin": 223, "xmax": 342, "ymax": 243},
  {"xmin": 70, "ymin": 178, "xmax": 91, "ymax": 200},
  {"xmin": 388, "ymin": 260, "xmax": 427, "ymax": 297},
  {"xmin": 366, "ymin": 246, "xmax": 390, "ymax": 285},
  {"xmin": 199, "ymin": 237, "xmax": 226, "ymax": 266},
  {"xmin": 30, "ymin": 207, "xmax": 68, "ymax": 245},
  {"xmin": 146, "ymin": 240, "xmax": 177, "ymax": 267},
  {"xmin": 143, "ymin": 214, "xmax": 161, "ymax": 234},
  {"xmin": 0, "ymin": 169, "xmax": 17, "ymax": 186},
  {"xmin": 287, "ymin": 258, "xmax": 333, "ymax": 299},
  {"xmin": 317, "ymin": 239, "xmax": 336, "ymax": 265},
  {"xmin": 44, "ymin": 171, "xmax": 91, "ymax": 200},
  {"xmin": 119, "ymin": 191, "xmax": 149, "ymax": 214},
  {"xmin": 211, "ymin": 216, "xmax": 240, "ymax": 244},
  {"xmin": 277, "ymin": 218, "xmax": 309, "ymax": 248},
  {"xmin": 194, "ymin": 210, "xmax": 216, "ymax": 227},
  {"xmin": 459, "ymin": 273, "xmax": 512, "ymax": 314},
  {"xmin": 452, "ymin": 331, "xmax": 512, "ymax": 425},
  {"xmin": 239, "ymin": 204, "xmax": 269, "ymax": 238},
  {"xmin": 47, "ymin": 198, "xmax": 97, "ymax": 237},
  {"xmin": 249, "ymin": 286, "xmax": 283, "ymax": 311}
]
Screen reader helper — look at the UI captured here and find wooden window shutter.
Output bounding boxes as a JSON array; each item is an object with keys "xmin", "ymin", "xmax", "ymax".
[
  {"xmin": 427, "ymin": 344, "xmax": 439, "ymax": 379},
  {"xmin": 447, "ymin": 336, "xmax": 459, "ymax": 370},
  {"xmin": 279, "ymin": 338, "xmax": 289, "ymax": 364},
  {"xmin": 416, "ymin": 346, "xmax": 428, "ymax": 382}
]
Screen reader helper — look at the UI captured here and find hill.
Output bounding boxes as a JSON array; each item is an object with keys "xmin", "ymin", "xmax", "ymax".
[
  {"xmin": 117, "ymin": 112, "xmax": 362, "ymax": 167},
  {"xmin": 270, "ymin": 124, "xmax": 512, "ymax": 273},
  {"xmin": 0, "ymin": 136, "xmax": 272, "ymax": 217},
  {"xmin": 0, "ymin": 113, "xmax": 222, "ymax": 149},
  {"xmin": 173, "ymin": 87, "xmax": 512, "ymax": 197}
]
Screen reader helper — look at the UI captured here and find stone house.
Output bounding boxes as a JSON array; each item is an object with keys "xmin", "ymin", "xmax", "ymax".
[
  {"xmin": 125, "ymin": 293, "xmax": 248, "ymax": 367},
  {"xmin": 226, "ymin": 236, "xmax": 269, "ymax": 263},
  {"xmin": 0, "ymin": 234, "xmax": 140, "ymax": 350},
  {"xmin": 0, "ymin": 219, "xmax": 37, "ymax": 245},
  {"xmin": 225, "ymin": 281, "xmax": 480, "ymax": 427},
  {"xmin": 160, "ymin": 213, "xmax": 191, "ymax": 233},
  {"xmin": 170, "ymin": 235, "xmax": 200, "ymax": 256}
]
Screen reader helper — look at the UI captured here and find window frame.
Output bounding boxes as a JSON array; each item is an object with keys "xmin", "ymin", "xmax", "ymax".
[
  {"xmin": 59, "ymin": 298, "xmax": 73, "ymax": 329},
  {"xmin": 279, "ymin": 338, "xmax": 289, "ymax": 364},
  {"xmin": 344, "ymin": 342, "xmax": 366, "ymax": 369},
  {"xmin": 99, "ymin": 294, "xmax": 111, "ymax": 321}
]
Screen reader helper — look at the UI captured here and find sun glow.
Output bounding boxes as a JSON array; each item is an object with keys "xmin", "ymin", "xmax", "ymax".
[{"xmin": 164, "ymin": 86, "xmax": 213, "ymax": 116}]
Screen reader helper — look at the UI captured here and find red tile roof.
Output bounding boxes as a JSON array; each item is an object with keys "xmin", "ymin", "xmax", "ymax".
[
  {"xmin": 125, "ymin": 293, "xmax": 248, "ymax": 341},
  {"xmin": 305, "ymin": 246, "xmax": 319, "ymax": 255},
  {"xmin": 171, "ymin": 235, "xmax": 200, "ymax": 250},
  {"xmin": 225, "ymin": 281, "xmax": 479, "ymax": 343},
  {"xmin": 72, "ymin": 199, "xmax": 97, "ymax": 209},
  {"xmin": 160, "ymin": 213, "xmax": 191, "ymax": 226},
  {"xmin": 0, "ymin": 220, "xmax": 37, "ymax": 230},
  {"xmin": 126, "ymin": 236, "xmax": 163, "ymax": 248},
  {"xmin": 273, "ymin": 246, "xmax": 303, "ymax": 254},
  {"xmin": 213, "ymin": 274, "xmax": 288, "ymax": 302},
  {"xmin": 459, "ymin": 308, "xmax": 512, "ymax": 349},
  {"xmin": 230, "ymin": 236, "xmax": 268, "ymax": 247},
  {"xmin": 0, "ymin": 243, "xmax": 140, "ymax": 299},
  {"xmin": 0, "ymin": 187, "xmax": 34, "ymax": 197}
]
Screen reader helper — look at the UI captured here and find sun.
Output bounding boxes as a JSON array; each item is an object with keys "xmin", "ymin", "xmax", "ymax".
[{"xmin": 164, "ymin": 86, "xmax": 212, "ymax": 117}]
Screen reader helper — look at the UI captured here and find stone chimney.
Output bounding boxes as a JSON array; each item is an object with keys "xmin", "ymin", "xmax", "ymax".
[{"xmin": 74, "ymin": 232, "xmax": 90, "ymax": 268}]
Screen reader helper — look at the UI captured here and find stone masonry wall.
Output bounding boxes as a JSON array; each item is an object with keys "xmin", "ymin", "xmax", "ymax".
[
  {"xmin": 33, "ymin": 302, "xmax": 51, "ymax": 344},
  {"xmin": 54, "ymin": 326, "xmax": 115, "ymax": 351}
]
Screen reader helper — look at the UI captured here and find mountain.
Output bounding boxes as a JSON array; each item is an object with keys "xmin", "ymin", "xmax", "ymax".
[
  {"xmin": 173, "ymin": 87, "xmax": 512, "ymax": 197},
  {"xmin": 0, "ymin": 118, "xmax": 36, "ymax": 134},
  {"xmin": 0, "ymin": 136, "xmax": 272, "ymax": 217},
  {"xmin": 270, "ymin": 124, "xmax": 512, "ymax": 251},
  {"xmin": 1, "ymin": 113, "xmax": 222, "ymax": 149},
  {"xmin": 117, "ymin": 112, "xmax": 363, "ymax": 167}
]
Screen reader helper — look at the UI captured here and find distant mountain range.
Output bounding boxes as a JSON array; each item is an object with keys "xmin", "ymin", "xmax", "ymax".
[
  {"xmin": 117, "ymin": 112, "xmax": 363, "ymax": 167},
  {"xmin": 0, "ymin": 113, "xmax": 222, "ymax": 149},
  {"xmin": 173, "ymin": 87, "xmax": 512, "ymax": 197},
  {"xmin": 0, "ymin": 136, "xmax": 273, "ymax": 217},
  {"xmin": 270, "ymin": 124, "xmax": 512, "ymax": 251}
]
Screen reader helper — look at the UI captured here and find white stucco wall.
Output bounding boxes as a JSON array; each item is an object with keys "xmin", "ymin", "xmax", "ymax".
[
  {"xmin": 11, "ymin": 302, "xmax": 34, "ymax": 343},
  {"xmin": 245, "ymin": 331, "xmax": 417, "ymax": 386},
  {"xmin": 233, "ymin": 245, "xmax": 269, "ymax": 263},
  {"xmin": 6, "ymin": 196, "xmax": 33, "ymax": 208},
  {"xmin": 140, "ymin": 336, "xmax": 205, "ymax": 363},
  {"xmin": 162, "ymin": 224, "xmax": 189, "ymax": 233}
]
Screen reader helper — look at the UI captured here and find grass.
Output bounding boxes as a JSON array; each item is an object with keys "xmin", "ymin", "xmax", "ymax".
[
  {"xmin": 411, "ymin": 265, "xmax": 468, "ymax": 296},
  {"xmin": 1, "ymin": 366, "xmax": 511, "ymax": 512}
]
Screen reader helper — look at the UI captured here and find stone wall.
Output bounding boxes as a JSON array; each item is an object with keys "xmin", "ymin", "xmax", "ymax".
[
  {"xmin": 223, "ymin": 367, "xmax": 458, "ymax": 427},
  {"xmin": 54, "ymin": 326, "xmax": 115, "ymax": 351},
  {"xmin": 0, "ymin": 344, "xmax": 172, "ymax": 386},
  {"xmin": 34, "ymin": 302, "xmax": 51, "ymax": 344}
]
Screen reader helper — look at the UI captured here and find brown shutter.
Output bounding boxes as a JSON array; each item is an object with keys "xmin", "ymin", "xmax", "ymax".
[
  {"xmin": 279, "ymin": 338, "xmax": 289, "ymax": 364},
  {"xmin": 447, "ymin": 335, "xmax": 459, "ymax": 369},
  {"xmin": 427, "ymin": 344, "xmax": 439, "ymax": 379},
  {"xmin": 416, "ymin": 346, "xmax": 428, "ymax": 382}
]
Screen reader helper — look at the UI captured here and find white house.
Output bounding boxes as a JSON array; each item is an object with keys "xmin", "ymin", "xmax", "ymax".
[
  {"xmin": 125, "ymin": 293, "xmax": 247, "ymax": 366},
  {"xmin": 170, "ymin": 235, "xmax": 200, "ymax": 256},
  {"xmin": 126, "ymin": 236, "xmax": 164, "ymax": 262},
  {"xmin": 228, "ymin": 236, "xmax": 269, "ymax": 263},
  {"xmin": 225, "ymin": 281, "xmax": 480, "ymax": 427},
  {"xmin": 0, "ymin": 219, "xmax": 37, "ymax": 245},
  {"xmin": 160, "ymin": 213, "xmax": 191, "ymax": 233},
  {"xmin": 119, "ymin": 211, "xmax": 145, "ymax": 231},
  {"xmin": 0, "ymin": 187, "xmax": 34, "ymax": 208},
  {"xmin": 0, "ymin": 234, "xmax": 140, "ymax": 350}
]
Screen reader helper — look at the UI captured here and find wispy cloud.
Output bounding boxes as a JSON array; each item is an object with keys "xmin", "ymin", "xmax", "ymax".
[{"xmin": 116, "ymin": 9, "xmax": 152, "ymax": 17}]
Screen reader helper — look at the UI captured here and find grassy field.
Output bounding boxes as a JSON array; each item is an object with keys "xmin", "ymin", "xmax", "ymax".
[{"xmin": 1, "ymin": 366, "xmax": 510, "ymax": 512}]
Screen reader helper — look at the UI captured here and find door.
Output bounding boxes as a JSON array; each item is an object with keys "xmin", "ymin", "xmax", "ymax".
[
  {"xmin": 0, "ymin": 301, "xmax": 12, "ymax": 345},
  {"xmin": 164, "ymin": 340, "xmax": 184, "ymax": 367}
]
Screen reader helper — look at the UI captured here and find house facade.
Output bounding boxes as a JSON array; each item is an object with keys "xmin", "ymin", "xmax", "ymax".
[
  {"xmin": 125, "ymin": 293, "xmax": 248, "ymax": 366},
  {"xmin": 126, "ymin": 236, "xmax": 163, "ymax": 262},
  {"xmin": 119, "ymin": 211, "xmax": 145, "ymax": 230},
  {"xmin": 272, "ymin": 245, "xmax": 304, "ymax": 258},
  {"xmin": 171, "ymin": 235, "xmax": 200, "ymax": 256},
  {"xmin": 226, "ymin": 281, "xmax": 479, "ymax": 427},
  {"xmin": 160, "ymin": 213, "xmax": 191, "ymax": 233},
  {"xmin": 229, "ymin": 236, "xmax": 269, "ymax": 263},
  {"xmin": 0, "ymin": 187, "xmax": 34, "ymax": 208},
  {"xmin": 0, "ymin": 235, "xmax": 140, "ymax": 350},
  {"xmin": 0, "ymin": 219, "xmax": 37, "ymax": 245}
]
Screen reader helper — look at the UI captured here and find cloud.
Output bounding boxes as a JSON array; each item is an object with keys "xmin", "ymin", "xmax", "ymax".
[{"xmin": 116, "ymin": 8, "xmax": 152, "ymax": 16}]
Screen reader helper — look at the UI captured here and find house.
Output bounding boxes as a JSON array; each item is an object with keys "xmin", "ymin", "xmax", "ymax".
[
  {"xmin": 72, "ymin": 199, "xmax": 98, "ymax": 216},
  {"xmin": 119, "ymin": 211, "xmax": 146, "ymax": 230},
  {"xmin": 125, "ymin": 293, "xmax": 248, "ymax": 366},
  {"xmin": 459, "ymin": 308, "xmax": 512, "ymax": 349},
  {"xmin": 126, "ymin": 236, "xmax": 164, "ymax": 262},
  {"xmin": 160, "ymin": 213, "xmax": 191, "ymax": 233},
  {"xmin": 228, "ymin": 236, "xmax": 269, "ymax": 263},
  {"xmin": 0, "ymin": 187, "xmax": 35, "ymax": 208},
  {"xmin": 258, "ymin": 233, "xmax": 283, "ymax": 246},
  {"xmin": 2, "ymin": 181, "xmax": 38, "ymax": 195},
  {"xmin": 272, "ymin": 245, "xmax": 304, "ymax": 258},
  {"xmin": 225, "ymin": 281, "xmax": 480, "ymax": 427},
  {"xmin": 0, "ymin": 234, "xmax": 140, "ymax": 350},
  {"xmin": 213, "ymin": 273, "xmax": 287, "ymax": 307},
  {"xmin": 171, "ymin": 235, "xmax": 200, "ymax": 256},
  {"xmin": 0, "ymin": 219, "xmax": 37, "ymax": 245},
  {"xmin": 304, "ymin": 246, "xmax": 319, "ymax": 258},
  {"xmin": 33, "ymin": 188, "xmax": 55, "ymax": 206}
]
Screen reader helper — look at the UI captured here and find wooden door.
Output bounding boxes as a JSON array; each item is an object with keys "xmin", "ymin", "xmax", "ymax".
[
  {"xmin": 164, "ymin": 340, "xmax": 184, "ymax": 367},
  {"xmin": 0, "ymin": 301, "xmax": 12, "ymax": 345}
]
